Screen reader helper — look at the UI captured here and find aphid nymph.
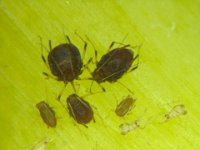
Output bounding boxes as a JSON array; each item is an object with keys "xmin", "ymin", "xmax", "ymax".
[
  {"xmin": 115, "ymin": 95, "xmax": 136, "ymax": 117},
  {"xmin": 119, "ymin": 119, "xmax": 140, "ymax": 135},
  {"xmin": 161, "ymin": 104, "xmax": 187, "ymax": 123},
  {"xmin": 36, "ymin": 101, "xmax": 57, "ymax": 128},
  {"xmin": 67, "ymin": 94, "xmax": 94, "ymax": 127}
]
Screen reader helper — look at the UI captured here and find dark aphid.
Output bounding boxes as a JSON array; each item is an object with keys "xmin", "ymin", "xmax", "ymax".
[
  {"xmin": 41, "ymin": 34, "xmax": 89, "ymax": 94},
  {"xmin": 86, "ymin": 39, "xmax": 141, "ymax": 92},
  {"xmin": 36, "ymin": 101, "xmax": 57, "ymax": 128},
  {"xmin": 115, "ymin": 95, "xmax": 136, "ymax": 117},
  {"xmin": 67, "ymin": 94, "xmax": 94, "ymax": 126}
]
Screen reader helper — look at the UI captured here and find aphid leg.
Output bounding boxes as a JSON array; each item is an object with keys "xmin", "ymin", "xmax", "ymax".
[
  {"xmin": 57, "ymin": 83, "xmax": 67, "ymax": 101},
  {"xmin": 89, "ymin": 81, "xmax": 94, "ymax": 93},
  {"xmin": 49, "ymin": 40, "xmax": 53, "ymax": 51},
  {"xmin": 93, "ymin": 116, "xmax": 96, "ymax": 123},
  {"xmin": 75, "ymin": 31, "xmax": 88, "ymax": 61},
  {"xmin": 128, "ymin": 52, "xmax": 140, "ymax": 73},
  {"xmin": 89, "ymin": 80, "xmax": 105, "ymax": 93},
  {"xmin": 86, "ymin": 36, "xmax": 98, "ymax": 65},
  {"xmin": 39, "ymin": 36, "xmax": 49, "ymax": 69},
  {"xmin": 82, "ymin": 57, "xmax": 93, "ymax": 72},
  {"xmin": 65, "ymin": 35, "xmax": 71, "ymax": 43},
  {"xmin": 70, "ymin": 81, "xmax": 77, "ymax": 93},
  {"xmin": 83, "ymin": 124, "xmax": 88, "ymax": 128},
  {"xmin": 129, "ymin": 43, "xmax": 142, "ymax": 72},
  {"xmin": 117, "ymin": 81, "xmax": 134, "ymax": 95},
  {"xmin": 108, "ymin": 41, "xmax": 130, "ymax": 51},
  {"xmin": 42, "ymin": 72, "xmax": 57, "ymax": 80}
]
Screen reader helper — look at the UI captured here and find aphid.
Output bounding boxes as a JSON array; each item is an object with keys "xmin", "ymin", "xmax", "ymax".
[
  {"xmin": 119, "ymin": 119, "xmax": 140, "ymax": 135},
  {"xmin": 161, "ymin": 104, "xmax": 187, "ymax": 123},
  {"xmin": 86, "ymin": 38, "xmax": 141, "ymax": 92},
  {"xmin": 41, "ymin": 34, "xmax": 90, "ymax": 96},
  {"xmin": 67, "ymin": 94, "xmax": 94, "ymax": 127},
  {"xmin": 36, "ymin": 101, "xmax": 57, "ymax": 128},
  {"xmin": 115, "ymin": 95, "xmax": 136, "ymax": 117}
]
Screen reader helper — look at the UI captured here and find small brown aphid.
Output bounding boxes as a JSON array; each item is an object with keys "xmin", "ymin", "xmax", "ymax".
[
  {"xmin": 161, "ymin": 104, "xmax": 187, "ymax": 123},
  {"xmin": 36, "ymin": 101, "xmax": 56, "ymax": 128},
  {"xmin": 115, "ymin": 95, "xmax": 136, "ymax": 117},
  {"xmin": 119, "ymin": 119, "xmax": 140, "ymax": 135},
  {"xmin": 67, "ymin": 94, "xmax": 94, "ymax": 126}
]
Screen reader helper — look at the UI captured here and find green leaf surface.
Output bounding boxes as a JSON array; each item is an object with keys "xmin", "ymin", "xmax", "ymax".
[{"xmin": 0, "ymin": 0, "xmax": 200, "ymax": 149}]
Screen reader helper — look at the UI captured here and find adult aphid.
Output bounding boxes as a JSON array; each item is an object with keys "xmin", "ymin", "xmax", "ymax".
[
  {"xmin": 67, "ymin": 94, "xmax": 94, "ymax": 127},
  {"xmin": 36, "ymin": 101, "xmax": 57, "ymax": 128},
  {"xmin": 86, "ymin": 37, "xmax": 141, "ymax": 92},
  {"xmin": 161, "ymin": 104, "xmax": 187, "ymax": 123},
  {"xmin": 115, "ymin": 95, "xmax": 136, "ymax": 117},
  {"xmin": 40, "ymin": 33, "xmax": 91, "ymax": 98}
]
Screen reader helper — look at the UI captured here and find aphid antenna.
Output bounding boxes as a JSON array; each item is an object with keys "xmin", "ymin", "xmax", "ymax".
[
  {"xmin": 39, "ymin": 36, "xmax": 50, "ymax": 69},
  {"xmin": 85, "ymin": 35, "xmax": 98, "ymax": 65},
  {"xmin": 74, "ymin": 31, "xmax": 88, "ymax": 61},
  {"xmin": 61, "ymin": 27, "xmax": 71, "ymax": 43}
]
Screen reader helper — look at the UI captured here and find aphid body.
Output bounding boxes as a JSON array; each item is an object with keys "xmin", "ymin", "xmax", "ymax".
[
  {"xmin": 67, "ymin": 94, "xmax": 94, "ymax": 125},
  {"xmin": 115, "ymin": 95, "xmax": 136, "ymax": 117},
  {"xmin": 47, "ymin": 39, "xmax": 83, "ymax": 83},
  {"xmin": 162, "ymin": 104, "xmax": 187, "ymax": 122},
  {"xmin": 36, "ymin": 101, "xmax": 57, "ymax": 128},
  {"xmin": 119, "ymin": 120, "xmax": 140, "ymax": 135},
  {"xmin": 92, "ymin": 46, "xmax": 137, "ymax": 83}
]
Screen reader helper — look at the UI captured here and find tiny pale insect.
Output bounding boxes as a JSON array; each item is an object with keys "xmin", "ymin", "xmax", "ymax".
[
  {"xmin": 161, "ymin": 104, "xmax": 187, "ymax": 123},
  {"xmin": 119, "ymin": 119, "xmax": 140, "ymax": 135}
]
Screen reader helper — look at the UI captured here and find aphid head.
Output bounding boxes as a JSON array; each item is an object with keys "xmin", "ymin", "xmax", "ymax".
[{"xmin": 36, "ymin": 101, "xmax": 45, "ymax": 109}]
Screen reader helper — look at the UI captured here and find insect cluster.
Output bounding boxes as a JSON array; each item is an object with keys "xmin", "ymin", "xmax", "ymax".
[{"xmin": 36, "ymin": 34, "xmax": 187, "ymax": 135}]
